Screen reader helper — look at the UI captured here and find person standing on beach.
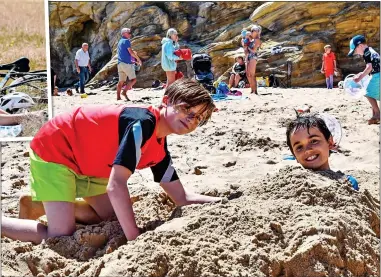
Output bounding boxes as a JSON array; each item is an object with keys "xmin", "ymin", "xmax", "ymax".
[
  {"xmin": 348, "ymin": 35, "xmax": 380, "ymax": 125},
  {"xmin": 74, "ymin": 43, "xmax": 92, "ymax": 94},
  {"xmin": 244, "ymin": 25, "xmax": 261, "ymax": 94},
  {"xmin": 161, "ymin": 28, "xmax": 183, "ymax": 88},
  {"xmin": 116, "ymin": 28, "xmax": 142, "ymax": 101},
  {"xmin": 321, "ymin": 45, "xmax": 337, "ymax": 89}
]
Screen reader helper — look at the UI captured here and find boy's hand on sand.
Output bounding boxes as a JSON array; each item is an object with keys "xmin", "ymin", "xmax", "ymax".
[{"xmin": 219, "ymin": 197, "xmax": 229, "ymax": 204}]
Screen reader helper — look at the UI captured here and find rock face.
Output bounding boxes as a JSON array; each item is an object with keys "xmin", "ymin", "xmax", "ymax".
[{"xmin": 49, "ymin": 2, "xmax": 380, "ymax": 88}]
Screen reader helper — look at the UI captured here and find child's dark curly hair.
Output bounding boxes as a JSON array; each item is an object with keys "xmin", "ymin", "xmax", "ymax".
[{"xmin": 286, "ymin": 113, "xmax": 332, "ymax": 155}]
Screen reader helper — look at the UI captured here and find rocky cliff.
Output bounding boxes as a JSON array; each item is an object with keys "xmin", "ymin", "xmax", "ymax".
[{"xmin": 49, "ymin": 1, "xmax": 380, "ymax": 88}]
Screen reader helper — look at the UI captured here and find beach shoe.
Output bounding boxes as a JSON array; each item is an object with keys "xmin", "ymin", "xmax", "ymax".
[{"xmin": 368, "ymin": 118, "xmax": 380, "ymax": 125}]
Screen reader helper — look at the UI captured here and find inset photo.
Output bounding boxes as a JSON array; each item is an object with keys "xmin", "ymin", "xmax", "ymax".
[{"xmin": 0, "ymin": 0, "xmax": 50, "ymax": 140}]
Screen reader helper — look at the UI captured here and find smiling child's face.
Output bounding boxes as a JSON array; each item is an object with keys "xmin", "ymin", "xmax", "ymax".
[
  {"xmin": 289, "ymin": 126, "xmax": 333, "ymax": 171},
  {"xmin": 162, "ymin": 98, "xmax": 209, "ymax": 135}
]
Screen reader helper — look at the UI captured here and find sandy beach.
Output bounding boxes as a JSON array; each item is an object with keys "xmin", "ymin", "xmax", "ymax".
[{"xmin": 1, "ymin": 86, "xmax": 379, "ymax": 276}]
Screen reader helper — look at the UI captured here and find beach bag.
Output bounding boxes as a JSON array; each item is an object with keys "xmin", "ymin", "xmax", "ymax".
[
  {"xmin": 216, "ymin": 82, "xmax": 230, "ymax": 95},
  {"xmin": 174, "ymin": 49, "xmax": 192, "ymax": 61},
  {"xmin": 228, "ymin": 90, "xmax": 243, "ymax": 96}
]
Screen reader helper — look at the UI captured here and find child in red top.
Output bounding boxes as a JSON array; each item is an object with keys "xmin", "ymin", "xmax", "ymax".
[
  {"xmin": 2, "ymin": 78, "xmax": 222, "ymax": 244},
  {"xmin": 321, "ymin": 45, "xmax": 337, "ymax": 89}
]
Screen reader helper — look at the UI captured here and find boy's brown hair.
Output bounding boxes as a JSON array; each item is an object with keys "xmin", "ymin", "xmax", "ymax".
[{"xmin": 164, "ymin": 78, "xmax": 215, "ymax": 126}]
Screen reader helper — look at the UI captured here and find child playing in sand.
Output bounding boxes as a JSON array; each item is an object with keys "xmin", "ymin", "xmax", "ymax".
[
  {"xmin": 286, "ymin": 113, "xmax": 359, "ymax": 190},
  {"xmin": 348, "ymin": 35, "xmax": 380, "ymax": 125},
  {"xmin": 321, "ymin": 45, "xmax": 337, "ymax": 89},
  {"xmin": 2, "ymin": 78, "xmax": 223, "ymax": 244}
]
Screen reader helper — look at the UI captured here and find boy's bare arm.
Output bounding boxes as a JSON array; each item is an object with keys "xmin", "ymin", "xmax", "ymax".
[
  {"xmin": 354, "ymin": 63, "xmax": 373, "ymax": 82},
  {"xmin": 321, "ymin": 57, "xmax": 324, "ymax": 72},
  {"xmin": 107, "ymin": 165, "xmax": 140, "ymax": 240},
  {"xmin": 160, "ymin": 179, "xmax": 223, "ymax": 206}
]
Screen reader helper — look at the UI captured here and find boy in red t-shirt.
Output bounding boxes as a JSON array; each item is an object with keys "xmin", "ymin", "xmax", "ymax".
[
  {"xmin": 2, "ymin": 78, "xmax": 222, "ymax": 244},
  {"xmin": 321, "ymin": 45, "xmax": 338, "ymax": 89}
]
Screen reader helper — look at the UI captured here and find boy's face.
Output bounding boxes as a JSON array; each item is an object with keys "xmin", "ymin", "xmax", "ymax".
[
  {"xmin": 289, "ymin": 126, "xmax": 333, "ymax": 171},
  {"xmin": 325, "ymin": 47, "xmax": 331, "ymax": 53},
  {"xmin": 354, "ymin": 44, "xmax": 365, "ymax": 55},
  {"xmin": 163, "ymin": 101, "xmax": 208, "ymax": 135}
]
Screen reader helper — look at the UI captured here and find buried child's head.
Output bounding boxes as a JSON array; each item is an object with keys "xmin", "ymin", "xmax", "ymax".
[{"xmin": 286, "ymin": 114, "xmax": 334, "ymax": 171}]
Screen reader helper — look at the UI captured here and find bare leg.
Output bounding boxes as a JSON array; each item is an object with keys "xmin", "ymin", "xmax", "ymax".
[
  {"xmin": 246, "ymin": 63, "xmax": 253, "ymax": 91},
  {"xmin": 2, "ymin": 202, "xmax": 76, "ymax": 244},
  {"xmin": 228, "ymin": 74, "xmax": 235, "ymax": 88},
  {"xmin": 116, "ymin": 80, "xmax": 125, "ymax": 100},
  {"xmin": 19, "ymin": 194, "xmax": 101, "ymax": 224},
  {"xmin": 247, "ymin": 59, "xmax": 258, "ymax": 94},
  {"xmin": 166, "ymin": 71, "xmax": 176, "ymax": 88},
  {"xmin": 122, "ymin": 78, "xmax": 137, "ymax": 101},
  {"xmin": 250, "ymin": 60, "xmax": 258, "ymax": 94},
  {"xmin": 365, "ymin": 96, "xmax": 380, "ymax": 122},
  {"xmin": 234, "ymin": 74, "xmax": 242, "ymax": 88},
  {"xmin": 83, "ymin": 193, "xmax": 115, "ymax": 221},
  {"xmin": 19, "ymin": 193, "xmax": 119, "ymax": 224}
]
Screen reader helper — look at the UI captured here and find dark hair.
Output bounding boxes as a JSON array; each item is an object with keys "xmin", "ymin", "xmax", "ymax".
[
  {"xmin": 286, "ymin": 113, "xmax": 332, "ymax": 155},
  {"xmin": 164, "ymin": 78, "xmax": 215, "ymax": 126},
  {"xmin": 235, "ymin": 56, "xmax": 244, "ymax": 62}
]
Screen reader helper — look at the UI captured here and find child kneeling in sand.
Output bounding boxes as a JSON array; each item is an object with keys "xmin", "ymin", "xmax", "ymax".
[
  {"xmin": 286, "ymin": 114, "xmax": 359, "ymax": 190},
  {"xmin": 2, "ymin": 78, "xmax": 223, "ymax": 244}
]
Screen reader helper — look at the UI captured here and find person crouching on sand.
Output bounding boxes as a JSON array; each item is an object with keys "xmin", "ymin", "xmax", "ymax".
[{"xmin": 1, "ymin": 78, "xmax": 223, "ymax": 244}]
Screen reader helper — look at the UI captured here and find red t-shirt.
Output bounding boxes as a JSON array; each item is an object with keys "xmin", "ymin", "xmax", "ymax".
[
  {"xmin": 323, "ymin": 52, "xmax": 336, "ymax": 77},
  {"xmin": 30, "ymin": 105, "xmax": 178, "ymax": 182}
]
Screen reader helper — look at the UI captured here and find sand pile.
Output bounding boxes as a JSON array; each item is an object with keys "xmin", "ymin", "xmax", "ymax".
[{"xmin": 2, "ymin": 166, "xmax": 379, "ymax": 277}]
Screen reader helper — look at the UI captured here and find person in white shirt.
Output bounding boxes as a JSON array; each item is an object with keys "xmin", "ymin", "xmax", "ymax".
[{"xmin": 74, "ymin": 43, "xmax": 92, "ymax": 94}]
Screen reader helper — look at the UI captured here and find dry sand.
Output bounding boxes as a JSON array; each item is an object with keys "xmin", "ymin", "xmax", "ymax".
[{"xmin": 1, "ymin": 86, "xmax": 380, "ymax": 276}]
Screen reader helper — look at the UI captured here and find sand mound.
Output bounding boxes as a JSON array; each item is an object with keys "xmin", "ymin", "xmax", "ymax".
[{"xmin": 2, "ymin": 166, "xmax": 379, "ymax": 277}]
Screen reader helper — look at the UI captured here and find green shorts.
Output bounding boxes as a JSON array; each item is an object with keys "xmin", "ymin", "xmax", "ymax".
[{"xmin": 30, "ymin": 150, "xmax": 109, "ymax": 202}]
